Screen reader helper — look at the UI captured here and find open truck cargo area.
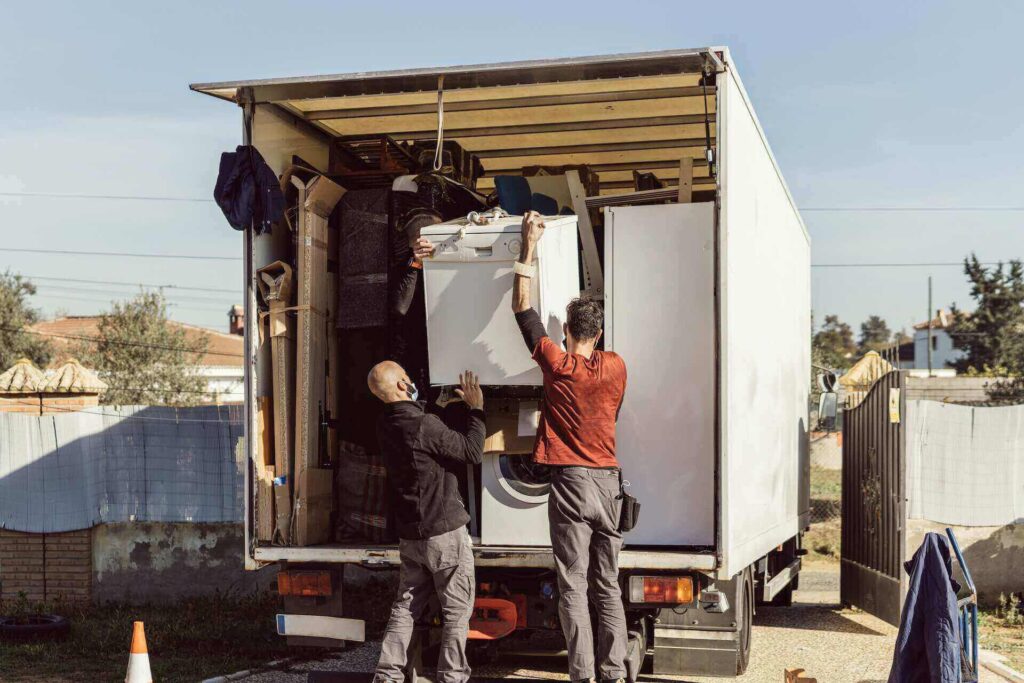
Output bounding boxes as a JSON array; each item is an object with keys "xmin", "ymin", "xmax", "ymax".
[{"xmin": 192, "ymin": 47, "xmax": 810, "ymax": 677}]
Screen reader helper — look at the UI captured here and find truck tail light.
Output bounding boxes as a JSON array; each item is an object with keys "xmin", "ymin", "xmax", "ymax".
[
  {"xmin": 278, "ymin": 570, "xmax": 332, "ymax": 597},
  {"xmin": 628, "ymin": 575, "xmax": 694, "ymax": 604}
]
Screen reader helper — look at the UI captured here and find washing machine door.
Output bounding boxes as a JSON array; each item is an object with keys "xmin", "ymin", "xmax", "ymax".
[{"xmin": 494, "ymin": 454, "xmax": 551, "ymax": 503}]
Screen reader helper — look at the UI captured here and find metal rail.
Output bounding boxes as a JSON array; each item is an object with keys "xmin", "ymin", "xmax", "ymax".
[{"xmin": 946, "ymin": 527, "xmax": 979, "ymax": 679}]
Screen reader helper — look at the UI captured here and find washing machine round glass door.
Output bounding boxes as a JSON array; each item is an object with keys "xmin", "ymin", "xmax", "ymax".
[{"xmin": 494, "ymin": 453, "xmax": 551, "ymax": 503}]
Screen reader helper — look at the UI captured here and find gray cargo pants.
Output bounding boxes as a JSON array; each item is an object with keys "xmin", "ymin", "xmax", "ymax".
[
  {"xmin": 549, "ymin": 466, "xmax": 627, "ymax": 682},
  {"xmin": 373, "ymin": 526, "xmax": 475, "ymax": 683}
]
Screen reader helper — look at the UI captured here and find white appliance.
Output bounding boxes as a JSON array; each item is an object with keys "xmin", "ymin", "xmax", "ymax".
[
  {"xmin": 420, "ymin": 214, "xmax": 580, "ymax": 386},
  {"xmin": 605, "ymin": 203, "xmax": 717, "ymax": 546},
  {"xmin": 480, "ymin": 452, "xmax": 551, "ymax": 546}
]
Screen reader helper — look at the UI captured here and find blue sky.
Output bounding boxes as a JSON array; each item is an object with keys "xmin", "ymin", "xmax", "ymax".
[{"xmin": 1, "ymin": 1, "xmax": 1021, "ymax": 336}]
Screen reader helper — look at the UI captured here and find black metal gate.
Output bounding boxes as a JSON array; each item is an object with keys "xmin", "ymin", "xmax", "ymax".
[{"xmin": 840, "ymin": 370, "xmax": 906, "ymax": 625}]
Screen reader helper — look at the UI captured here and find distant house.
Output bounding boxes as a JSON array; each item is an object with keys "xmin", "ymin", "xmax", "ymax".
[
  {"xmin": 30, "ymin": 309, "xmax": 244, "ymax": 403},
  {"xmin": 910, "ymin": 309, "xmax": 964, "ymax": 371}
]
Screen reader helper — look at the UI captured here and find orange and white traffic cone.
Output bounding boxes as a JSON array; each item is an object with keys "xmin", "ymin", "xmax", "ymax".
[{"xmin": 125, "ymin": 621, "xmax": 153, "ymax": 683}]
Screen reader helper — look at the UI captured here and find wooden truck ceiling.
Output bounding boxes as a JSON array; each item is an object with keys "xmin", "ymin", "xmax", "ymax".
[{"xmin": 191, "ymin": 49, "xmax": 722, "ymax": 195}]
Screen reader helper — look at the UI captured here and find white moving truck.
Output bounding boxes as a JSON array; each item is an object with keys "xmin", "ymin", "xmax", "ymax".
[{"xmin": 191, "ymin": 47, "xmax": 811, "ymax": 677}]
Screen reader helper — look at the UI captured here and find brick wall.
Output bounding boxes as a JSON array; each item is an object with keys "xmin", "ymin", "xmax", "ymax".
[
  {"xmin": 0, "ymin": 529, "xmax": 92, "ymax": 604},
  {"xmin": 0, "ymin": 396, "xmax": 42, "ymax": 414},
  {"xmin": 39, "ymin": 394, "xmax": 99, "ymax": 415}
]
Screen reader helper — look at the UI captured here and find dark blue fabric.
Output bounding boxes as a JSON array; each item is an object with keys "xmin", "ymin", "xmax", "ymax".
[
  {"xmin": 213, "ymin": 145, "xmax": 285, "ymax": 234},
  {"xmin": 493, "ymin": 175, "xmax": 532, "ymax": 214},
  {"xmin": 888, "ymin": 533, "xmax": 962, "ymax": 683}
]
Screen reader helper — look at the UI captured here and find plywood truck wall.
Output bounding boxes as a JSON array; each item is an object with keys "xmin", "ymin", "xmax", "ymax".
[{"xmin": 718, "ymin": 65, "xmax": 811, "ymax": 577}]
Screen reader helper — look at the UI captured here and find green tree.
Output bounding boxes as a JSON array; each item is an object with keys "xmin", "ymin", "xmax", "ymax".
[
  {"xmin": 0, "ymin": 271, "xmax": 52, "ymax": 369},
  {"xmin": 948, "ymin": 254, "xmax": 1024, "ymax": 374},
  {"xmin": 76, "ymin": 292, "xmax": 209, "ymax": 406},
  {"xmin": 858, "ymin": 315, "xmax": 893, "ymax": 354},
  {"xmin": 813, "ymin": 314, "xmax": 857, "ymax": 369}
]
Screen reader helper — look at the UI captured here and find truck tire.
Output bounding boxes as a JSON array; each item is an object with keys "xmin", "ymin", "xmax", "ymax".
[{"xmin": 736, "ymin": 568, "xmax": 753, "ymax": 675}]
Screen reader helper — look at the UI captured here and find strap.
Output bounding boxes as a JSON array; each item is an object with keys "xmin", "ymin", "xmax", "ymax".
[{"xmin": 513, "ymin": 260, "xmax": 537, "ymax": 278}]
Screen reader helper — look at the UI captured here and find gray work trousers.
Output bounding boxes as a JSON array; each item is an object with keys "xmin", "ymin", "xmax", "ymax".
[
  {"xmin": 549, "ymin": 466, "xmax": 627, "ymax": 682},
  {"xmin": 373, "ymin": 526, "xmax": 475, "ymax": 683}
]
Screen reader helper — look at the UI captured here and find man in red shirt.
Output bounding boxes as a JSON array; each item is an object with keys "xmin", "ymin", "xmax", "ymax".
[{"xmin": 511, "ymin": 211, "xmax": 628, "ymax": 683}]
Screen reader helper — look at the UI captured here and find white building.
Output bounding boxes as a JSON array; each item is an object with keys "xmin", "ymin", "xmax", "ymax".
[{"xmin": 911, "ymin": 310, "xmax": 964, "ymax": 371}]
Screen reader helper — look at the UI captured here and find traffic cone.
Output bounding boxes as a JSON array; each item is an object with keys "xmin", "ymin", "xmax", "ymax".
[{"xmin": 125, "ymin": 621, "xmax": 153, "ymax": 683}]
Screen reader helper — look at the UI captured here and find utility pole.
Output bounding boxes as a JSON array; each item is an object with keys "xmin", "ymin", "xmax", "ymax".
[{"xmin": 927, "ymin": 276, "xmax": 933, "ymax": 377}]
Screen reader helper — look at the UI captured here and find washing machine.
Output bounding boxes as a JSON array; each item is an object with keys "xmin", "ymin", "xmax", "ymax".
[{"xmin": 480, "ymin": 452, "xmax": 551, "ymax": 546}]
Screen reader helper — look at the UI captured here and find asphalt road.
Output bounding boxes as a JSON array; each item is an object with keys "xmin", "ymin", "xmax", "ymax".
[{"xmin": 223, "ymin": 566, "xmax": 1004, "ymax": 683}]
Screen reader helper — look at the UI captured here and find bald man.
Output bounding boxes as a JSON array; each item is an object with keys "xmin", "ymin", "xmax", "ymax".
[{"xmin": 369, "ymin": 361, "xmax": 485, "ymax": 683}]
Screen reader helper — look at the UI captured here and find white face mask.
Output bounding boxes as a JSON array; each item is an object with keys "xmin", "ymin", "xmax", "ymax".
[{"xmin": 404, "ymin": 380, "xmax": 419, "ymax": 402}]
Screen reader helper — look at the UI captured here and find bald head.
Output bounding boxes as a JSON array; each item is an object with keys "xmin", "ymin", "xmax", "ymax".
[{"xmin": 368, "ymin": 361, "xmax": 415, "ymax": 404}]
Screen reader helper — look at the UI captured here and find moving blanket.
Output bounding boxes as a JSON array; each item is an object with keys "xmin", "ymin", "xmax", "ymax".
[
  {"xmin": 0, "ymin": 406, "xmax": 243, "ymax": 533},
  {"xmin": 887, "ymin": 533, "xmax": 963, "ymax": 683},
  {"xmin": 214, "ymin": 144, "xmax": 286, "ymax": 234}
]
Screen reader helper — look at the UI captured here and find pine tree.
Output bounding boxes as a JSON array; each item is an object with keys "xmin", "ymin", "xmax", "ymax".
[
  {"xmin": 75, "ymin": 292, "xmax": 209, "ymax": 405},
  {"xmin": 0, "ymin": 271, "xmax": 52, "ymax": 369},
  {"xmin": 858, "ymin": 315, "xmax": 893, "ymax": 354},
  {"xmin": 948, "ymin": 254, "xmax": 1024, "ymax": 374}
]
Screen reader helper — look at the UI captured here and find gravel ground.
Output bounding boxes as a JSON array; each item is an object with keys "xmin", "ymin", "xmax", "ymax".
[{"xmin": 226, "ymin": 566, "xmax": 1005, "ymax": 683}]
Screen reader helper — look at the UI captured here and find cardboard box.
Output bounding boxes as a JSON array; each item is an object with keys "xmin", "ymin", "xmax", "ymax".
[
  {"xmin": 483, "ymin": 399, "xmax": 538, "ymax": 454},
  {"xmin": 256, "ymin": 465, "xmax": 276, "ymax": 542},
  {"xmin": 256, "ymin": 260, "xmax": 297, "ymax": 544},
  {"xmin": 291, "ymin": 173, "xmax": 345, "ymax": 546}
]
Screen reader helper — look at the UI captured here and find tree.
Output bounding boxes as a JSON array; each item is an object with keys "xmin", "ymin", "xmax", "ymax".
[
  {"xmin": 75, "ymin": 292, "xmax": 209, "ymax": 406},
  {"xmin": 0, "ymin": 271, "xmax": 52, "ymax": 369},
  {"xmin": 948, "ymin": 254, "xmax": 1024, "ymax": 374},
  {"xmin": 813, "ymin": 314, "xmax": 857, "ymax": 369},
  {"xmin": 858, "ymin": 315, "xmax": 892, "ymax": 354}
]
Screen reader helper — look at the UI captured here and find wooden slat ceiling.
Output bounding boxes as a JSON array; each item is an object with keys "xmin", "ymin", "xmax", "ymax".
[{"xmin": 242, "ymin": 69, "xmax": 717, "ymax": 193}]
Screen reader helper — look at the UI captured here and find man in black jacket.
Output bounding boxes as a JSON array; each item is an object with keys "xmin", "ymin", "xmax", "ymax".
[{"xmin": 369, "ymin": 360, "xmax": 485, "ymax": 683}]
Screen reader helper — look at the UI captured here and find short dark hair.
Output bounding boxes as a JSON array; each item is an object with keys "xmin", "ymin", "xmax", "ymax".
[{"xmin": 566, "ymin": 297, "xmax": 604, "ymax": 341}]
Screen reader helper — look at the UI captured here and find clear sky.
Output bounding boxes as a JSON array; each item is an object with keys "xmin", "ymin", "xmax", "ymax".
[{"xmin": 1, "ymin": 1, "xmax": 1021, "ymax": 337}]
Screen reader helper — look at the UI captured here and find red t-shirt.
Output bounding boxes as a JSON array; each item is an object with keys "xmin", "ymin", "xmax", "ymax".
[{"xmin": 531, "ymin": 336, "xmax": 627, "ymax": 468}]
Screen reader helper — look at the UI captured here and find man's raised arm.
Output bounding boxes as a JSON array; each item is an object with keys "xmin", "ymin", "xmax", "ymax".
[{"xmin": 512, "ymin": 211, "xmax": 549, "ymax": 353}]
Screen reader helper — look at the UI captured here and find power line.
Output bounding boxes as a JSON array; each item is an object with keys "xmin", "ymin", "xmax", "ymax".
[
  {"xmin": 32, "ymin": 283, "xmax": 236, "ymax": 306},
  {"xmin": 30, "ymin": 292, "xmax": 232, "ymax": 313},
  {"xmin": 0, "ymin": 247, "xmax": 239, "ymax": 262},
  {"xmin": 812, "ymin": 261, "xmax": 1019, "ymax": 268},
  {"xmin": 23, "ymin": 275, "xmax": 238, "ymax": 295},
  {"xmin": 4, "ymin": 190, "xmax": 1024, "ymax": 212},
  {"xmin": 1, "ymin": 398, "xmax": 241, "ymax": 423},
  {"xmin": 0, "ymin": 325, "xmax": 244, "ymax": 359},
  {"xmin": 0, "ymin": 191, "xmax": 214, "ymax": 203}
]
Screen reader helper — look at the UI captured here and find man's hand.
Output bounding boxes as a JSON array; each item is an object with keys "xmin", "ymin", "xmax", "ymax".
[
  {"xmin": 410, "ymin": 236, "xmax": 435, "ymax": 262},
  {"xmin": 521, "ymin": 211, "xmax": 546, "ymax": 247},
  {"xmin": 455, "ymin": 370, "xmax": 484, "ymax": 410}
]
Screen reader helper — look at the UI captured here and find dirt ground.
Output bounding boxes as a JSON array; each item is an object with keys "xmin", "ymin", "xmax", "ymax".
[{"xmin": 235, "ymin": 564, "xmax": 1008, "ymax": 683}]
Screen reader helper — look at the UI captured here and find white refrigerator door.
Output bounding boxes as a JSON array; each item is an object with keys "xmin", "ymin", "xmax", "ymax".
[
  {"xmin": 421, "ymin": 216, "xmax": 579, "ymax": 386},
  {"xmin": 605, "ymin": 203, "xmax": 716, "ymax": 546}
]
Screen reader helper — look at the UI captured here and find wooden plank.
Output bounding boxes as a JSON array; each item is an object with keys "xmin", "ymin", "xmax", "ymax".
[
  {"xmin": 678, "ymin": 157, "xmax": 693, "ymax": 203},
  {"xmin": 565, "ymin": 170, "xmax": 603, "ymax": 296},
  {"xmin": 396, "ymin": 114, "xmax": 715, "ymax": 141}
]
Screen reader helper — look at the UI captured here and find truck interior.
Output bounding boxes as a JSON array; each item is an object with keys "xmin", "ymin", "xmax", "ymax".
[{"xmin": 191, "ymin": 48, "xmax": 726, "ymax": 562}]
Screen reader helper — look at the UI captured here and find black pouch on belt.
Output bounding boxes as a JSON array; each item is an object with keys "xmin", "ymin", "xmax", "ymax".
[{"xmin": 617, "ymin": 469, "xmax": 641, "ymax": 532}]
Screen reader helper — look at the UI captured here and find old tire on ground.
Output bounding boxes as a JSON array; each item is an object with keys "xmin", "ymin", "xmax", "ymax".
[
  {"xmin": 0, "ymin": 614, "xmax": 70, "ymax": 641},
  {"xmin": 736, "ymin": 568, "xmax": 753, "ymax": 675}
]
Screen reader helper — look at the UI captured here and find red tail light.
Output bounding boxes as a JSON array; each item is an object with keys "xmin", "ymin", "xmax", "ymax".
[{"xmin": 628, "ymin": 575, "xmax": 694, "ymax": 604}]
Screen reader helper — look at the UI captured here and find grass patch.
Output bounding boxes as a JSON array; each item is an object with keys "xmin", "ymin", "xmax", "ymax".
[
  {"xmin": 0, "ymin": 592, "xmax": 293, "ymax": 682},
  {"xmin": 804, "ymin": 516, "xmax": 841, "ymax": 562},
  {"xmin": 980, "ymin": 595, "xmax": 1024, "ymax": 673},
  {"xmin": 810, "ymin": 465, "xmax": 841, "ymax": 500}
]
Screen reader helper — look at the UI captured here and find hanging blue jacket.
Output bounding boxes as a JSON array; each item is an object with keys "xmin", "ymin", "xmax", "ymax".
[
  {"xmin": 214, "ymin": 145, "xmax": 285, "ymax": 234},
  {"xmin": 888, "ymin": 532, "xmax": 962, "ymax": 682}
]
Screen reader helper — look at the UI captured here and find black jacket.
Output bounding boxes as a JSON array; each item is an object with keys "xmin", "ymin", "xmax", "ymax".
[
  {"xmin": 213, "ymin": 145, "xmax": 285, "ymax": 234},
  {"xmin": 888, "ymin": 532, "xmax": 963, "ymax": 683},
  {"xmin": 377, "ymin": 400, "xmax": 485, "ymax": 540}
]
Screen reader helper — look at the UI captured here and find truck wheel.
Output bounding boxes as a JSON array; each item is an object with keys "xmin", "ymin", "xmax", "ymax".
[
  {"xmin": 624, "ymin": 614, "xmax": 649, "ymax": 682},
  {"xmin": 736, "ymin": 568, "xmax": 753, "ymax": 675}
]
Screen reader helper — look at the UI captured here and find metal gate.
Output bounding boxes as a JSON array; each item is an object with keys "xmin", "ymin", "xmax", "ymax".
[{"xmin": 840, "ymin": 370, "xmax": 906, "ymax": 625}]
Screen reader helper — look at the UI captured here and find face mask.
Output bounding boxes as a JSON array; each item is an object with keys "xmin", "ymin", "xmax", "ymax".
[{"xmin": 405, "ymin": 381, "xmax": 419, "ymax": 402}]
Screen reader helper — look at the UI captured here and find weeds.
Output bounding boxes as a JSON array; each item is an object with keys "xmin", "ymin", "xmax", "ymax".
[{"xmin": 997, "ymin": 592, "xmax": 1023, "ymax": 627}]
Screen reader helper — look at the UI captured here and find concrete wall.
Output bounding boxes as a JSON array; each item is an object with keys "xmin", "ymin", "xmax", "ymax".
[
  {"xmin": 905, "ymin": 375, "xmax": 1000, "ymax": 403},
  {"xmin": 92, "ymin": 522, "xmax": 276, "ymax": 604},
  {"xmin": 907, "ymin": 519, "xmax": 1024, "ymax": 607}
]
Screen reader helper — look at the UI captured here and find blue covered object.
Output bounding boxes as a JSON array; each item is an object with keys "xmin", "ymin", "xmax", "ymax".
[
  {"xmin": 494, "ymin": 175, "xmax": 576, "ymax": 216},
  {"xmin": 888, "ymin": 532, "xmax": 962, "ymax": 682},
  {"xmin": 214, "ymin": 145, "xmax": 286, "ymax": 234}
]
